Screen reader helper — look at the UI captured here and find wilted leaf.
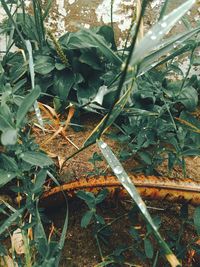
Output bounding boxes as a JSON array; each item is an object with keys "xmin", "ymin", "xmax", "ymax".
[
  {"xmin": 11, "ymin": 228, "xmax": 25, "ymax": 255},
  {"xmin": 0, "ymin": 255, "xmax": 18, "ymax": 267}
]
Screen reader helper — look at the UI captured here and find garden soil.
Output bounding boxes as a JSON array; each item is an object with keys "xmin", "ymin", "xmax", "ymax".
[{"xmin": 33, "ymin": 112, "xmax": 200, "ymax": 267}]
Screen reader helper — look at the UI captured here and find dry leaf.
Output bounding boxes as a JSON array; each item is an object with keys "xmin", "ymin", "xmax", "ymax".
[
  {"xmin": 11, "ymin": 228, "xmax": 25, "ymax": 255},
  {"xmin": 0, "ymin": 255, "xmax": 18, "ymax": 267}
]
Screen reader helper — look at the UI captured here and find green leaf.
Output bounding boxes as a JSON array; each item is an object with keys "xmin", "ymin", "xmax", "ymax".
[
  {"xmin": 76, "ymin": 190, "xmax": 96, "ymax": 208},
  {"xmin": 96, "ymin": 25, "xmax": 117, "ymax": 50},
  {"xmin": 178, "ymin": 87, "xmax": 198, "ymax": 111},
  {"xmin": 79, "ymin": 49, "xmax": 102, "ymax": 70},
  {"xmin": 0, "ymin": 105, "xmax": 14, "ymax": 131},
  {"xmin": 1, "ymin": 128, "xmax": 18, "ymax": 145},
  {"xmin": 53, "ymin": 70, "xmax": 74, "ymax": 101},
  {"xmin": 138, "ymin": 26, "xmax": 200, "ymax": 75},
  {"xmin": 34, "ymin": 55, "xmax": 55, "ymax": 75},
  {"xmin": 138, "ymin": 151, "xmax": 152, "ymax": 165},
  {"xmin": 194, "ymin": 207, "xmax": 200, "ymax": 235},
  {"xmin": 80, "ymin": 29, "xmax": 122, "ymax": 65},
  {"xmin": 144, "ymin": 238, "xmax": 154, "ymax": 259},
  {"xmin": 81, "ymin": 210, "xmax": 94, "ymax": 228},
  {"xmin": 95, "ymin": 189, "xmax": 108, "ymax": 204},
  {"xmin": 10, "ymin": 62, "xmax": 27, "ymax": 83},
  {"xmin": 34, "ymin": 201, "xmax": 48, "ymax": 257},
  {"xmin": 94, "ymin": 214, "xmax": 105, "ymax": 225},
  {"xmin": 130, "ymin": 0, "xmax": 196, "ymax": 66},
  {"xmin": 0, "ymin": 169, "xmax": 17, "ymax": 187},
  {"xmin": 0, "ymin": 115, "xmax": 14, "ymax": 132},
  {"xmin": 0, "ymin": 154, "xmax": 18, "ymax": 171},
  {"xmin": 33, "ymin": 169, "xmax": 47, "ymax": 193},
  {"xmin": 182, "ymin": 149, "xmax": 200, "ymax": 156},
  {"xmin": 16, "ymin": 87, "xmax": 41, "ymax": 127},
  {"xmin": 0, "ymin": 208, "xmax": 24, "ymax": 235},
  {"xmin": 61, "ymin": 29, "xmax": 122, "ymax": 66},
  {"xmin": 20, "ymin": 151, "xmax": 53, "ymax": 167}
]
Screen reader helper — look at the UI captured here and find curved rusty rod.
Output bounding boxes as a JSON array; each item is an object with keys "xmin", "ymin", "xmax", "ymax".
[{"xmin": 41, "ymin": 174, "xmax": 200, "ymax": 206}]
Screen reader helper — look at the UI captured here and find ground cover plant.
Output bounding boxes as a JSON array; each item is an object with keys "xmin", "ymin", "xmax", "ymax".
[{"xmin": 0, "ymin": 0, "xmax": 200, "ymax": 266}]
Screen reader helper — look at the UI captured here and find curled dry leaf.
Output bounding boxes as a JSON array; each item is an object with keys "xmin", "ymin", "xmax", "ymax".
[
  {"xmin": 11, "ymin": 228, "xmax": 25, "ymax": 255},
  {"xmin": 0, "ymin": 255, "xmax": 18, "ymax": 267}
]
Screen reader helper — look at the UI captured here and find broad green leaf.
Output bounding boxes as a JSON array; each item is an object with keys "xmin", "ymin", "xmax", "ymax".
[
  {"xmin": 81, "ymin": 210, "xmax": 94, "ymax": 228},
  {"xmin": 144, "ymin": 238, "xmax": 154, "ymax": 259},
  {"xmin": 10, "ymin": 62, "xmax": 27, "ymax": 83},
  {"xmin": 79, "ymin": 49, "xmax": 102, "ymax": 70},
  {"xmin": 1, "ymin": 128, "xmax": 18, "ymax": 145},
  {"xmin": 76, "ymin": 191, "xmax": 95, "ymax": 208},
  {"xmin": 16, "ymin": 87, "xmax": 41, "ymax": 127},
  {"xmin": 138, "ymin": 151, "xmax": 152, "ymax": 165},
  {"xmin": 20, "ymin": 151, "xmax": 53, "ymax": 167},
  {"xmin": 177, "ymin": 87, "xmax": 198, "ymax": 111},
  {"xmin": 62, "ymin": 29, "xmax": 122, "ymax": 66},
  {"xmin": 97, "ymin": 140, "xmax": 180, "ymax": 266},
  {"xmin": 0, "ymin": 154, "xmax": 18, "ymax": 171},
  {"xmin": 130, "ymin": 0, "xmax": 195, "ymax": 66},
  {"xmin": 80, "ymin": 29, "xmax": 122, "ymax": 65},
  {"xmin": 96, "ymin": 25, "xmax": 117, "ymax": 50},
  {"xmin": 53, "ymin": 70, "xmax": 74, "ymax": 101},
  {"xmin": 194, "ymin": 206, "xmax": 200, "ymax": 235},
  {"xmin": 0, "ymin": 169, "xmax": 17, "ymax": 187},
  {"xmin": 34, "ymin": 55, "xmax": 55, "ymax": 75},
  {"xmin": 0, "ymin": 114, "xmax": 13, "ymax": 132}
]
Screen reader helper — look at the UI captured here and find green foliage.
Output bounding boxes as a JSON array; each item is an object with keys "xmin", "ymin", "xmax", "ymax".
[
  {"xmin": 0, "ymin": 0, "xmax": 200, "ymax": 266},
  {"xmin": 77, "ymin": 189, "xmax": 108, "ymax": 227}
]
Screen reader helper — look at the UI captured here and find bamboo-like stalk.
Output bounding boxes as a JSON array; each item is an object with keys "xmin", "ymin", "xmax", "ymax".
[{"xmin": 41, "ymin": 174, "xmax": 200, "ymax": 206}]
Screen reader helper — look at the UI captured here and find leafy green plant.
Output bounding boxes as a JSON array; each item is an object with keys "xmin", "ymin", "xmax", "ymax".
[
  {"xmin": 77, "ymin": 189, "xmax": 108, "ymax": 228},
  {"xmin": 88, "ymin": 152, "xmax": 105, "ymax": 176},
  {"xmin": 0, "ymin": 0, "xmax": 200, "ymax": 266}
]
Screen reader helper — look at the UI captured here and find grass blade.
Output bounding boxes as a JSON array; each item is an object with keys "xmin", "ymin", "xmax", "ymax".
[
  {"xmin": 25, "ymin": 40, "xmax": 44, "ymax": 129},
  {"xmin": 97, "ymin": 140, "xmax": 181, "ymax": 267},
  {"xmin": 130, "ymin": 0, "xmax": 196, "ymax": 66},
  {"xmin": 138, "ymin": 26, "xmax": 200, "ymax": 75}
]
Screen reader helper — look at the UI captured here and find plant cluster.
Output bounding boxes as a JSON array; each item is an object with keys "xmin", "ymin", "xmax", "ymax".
[{"xmin": 0, "ymin": 0, "xmax": 200, "ymax": 266}]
